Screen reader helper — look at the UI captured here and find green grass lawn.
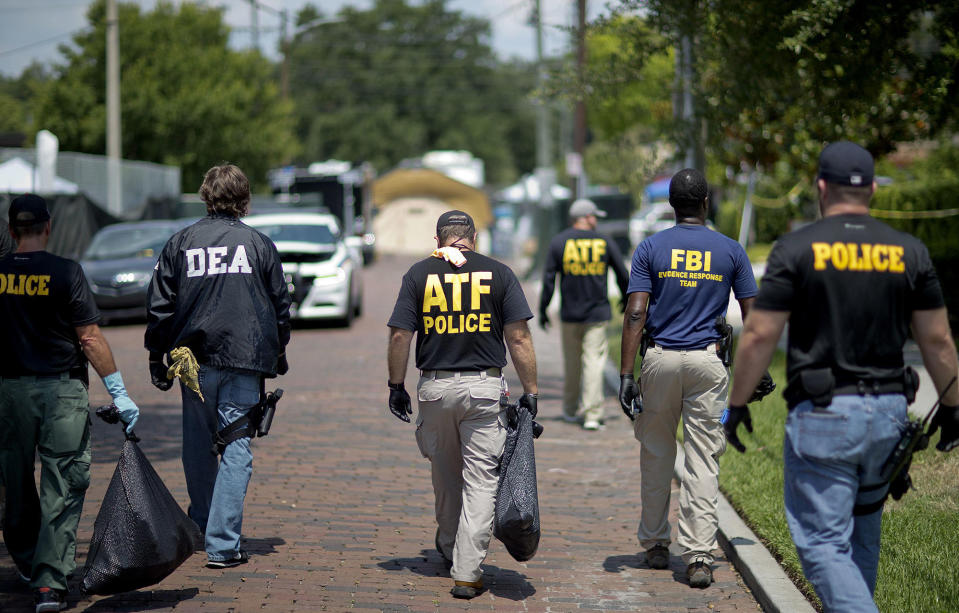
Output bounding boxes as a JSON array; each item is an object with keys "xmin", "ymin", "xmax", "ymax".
[
  {"xmin": 720, "ymin": 354, "xmax": 959, "ymax": 613},
  {"xmin": 608, "ymin": 320, "xmax": 959, "ymax": 612}
]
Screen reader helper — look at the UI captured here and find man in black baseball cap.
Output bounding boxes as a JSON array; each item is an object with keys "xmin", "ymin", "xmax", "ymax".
[
  {"xmin": 8, "ymin": 193, "xmax": 52, "ymax": 228},
  {"xmin": 726, "ymin": 140, "xmax": 959, "ymax": 611}
]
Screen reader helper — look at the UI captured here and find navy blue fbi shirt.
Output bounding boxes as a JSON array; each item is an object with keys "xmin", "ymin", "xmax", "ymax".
[
  {"xmin": 388, "ymin": 251, "xmax": 533, "ymax": 371},
  {"xmin": 540, "ymin": 228, "xmax": 629, "ymax": 323},
  {"xmin": 0, "ymin": 251, "xmax": 100, "ymax": 375},
  {"xmin": 629, "ymin": 224, "xmax": 757, "ymax": 348},
  {"xmin": 756, "ymin": 214, "xmax": 943, "ymax": 389}
]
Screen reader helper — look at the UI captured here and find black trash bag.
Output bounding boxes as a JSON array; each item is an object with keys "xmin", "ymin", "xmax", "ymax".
[
  {"xmin": 493, "ymin": 403, "xmax": 542, "ymax": 562},
  {"xmin": 81, "ymin": 438, "xmax": 202, "ymax": 595}
]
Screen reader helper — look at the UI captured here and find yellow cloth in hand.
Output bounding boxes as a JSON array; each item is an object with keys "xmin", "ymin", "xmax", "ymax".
[
  {"xmin": 167, "ymin": 346, "xmax": 204, "ymax": 402},
  {"xmin": 431, "ymin": 246, "xmax": 467, "ymax": 267}
]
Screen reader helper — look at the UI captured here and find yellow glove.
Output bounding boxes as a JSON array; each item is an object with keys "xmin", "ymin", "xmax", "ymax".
[{"xmin": 167, "ymin": 346, "xmax": 204, "ymax": 402}]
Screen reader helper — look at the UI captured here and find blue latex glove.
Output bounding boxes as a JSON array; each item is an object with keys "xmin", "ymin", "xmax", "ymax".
[{"xmin": 103, "ymin": 371, "xmax": 139, "ymax": 434}]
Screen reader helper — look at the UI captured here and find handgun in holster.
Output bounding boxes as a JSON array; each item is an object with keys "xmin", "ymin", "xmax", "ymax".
[
  {"xmin": 212, "ymin": 385, "xmax": 284, "ymax": 455},
  {"xmin": 714, "ymin": 316, "xmax": 733, "ymax": 367},
  {"xmin": 639, "ymin": 329, "xmax": 651, "ymax": 359}
]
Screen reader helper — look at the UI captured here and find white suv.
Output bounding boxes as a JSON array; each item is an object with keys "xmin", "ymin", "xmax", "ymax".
[{"xmin": 245, "ymin": 212, "xmax": 363, "ymax": 327}]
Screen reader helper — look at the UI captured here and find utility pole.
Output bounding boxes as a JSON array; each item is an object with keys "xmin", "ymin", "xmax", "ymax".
[
  {"xmin": 280, "ymin": 8, "xmax": 289, "ymax": 99},
  {"xmin": 249, "ymin": 0, "xmax": 259, "ymax": 51},
  {"xmin": 529, "ymin": 0, "xmax": 556, "ymax": 279},
  {"xmin": 106, "ymin": 0, "xmax": 122, "ymax": 216},
  {"xmin": 572, "ymin": 0, "xmax": 587, "ymax": 198}
]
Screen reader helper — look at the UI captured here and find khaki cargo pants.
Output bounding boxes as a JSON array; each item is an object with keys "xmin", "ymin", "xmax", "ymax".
[
  {"xmin": 415, "ymin": 370, "xmax": 507, "ymax": 584},
  {"xmin": 560, "ymin": 320, "xmax": 609, "ymax": 424},
  {"xmin": 0, "ymin": 374, "xmax": 91, "ymax": 591},
  {"xmin": 635, "ymin": 344, "xmax": 727, "ymax": 565}
]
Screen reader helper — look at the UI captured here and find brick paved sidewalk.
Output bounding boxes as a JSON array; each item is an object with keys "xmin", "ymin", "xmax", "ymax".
[{"xmin": 1, "ymin": 255, "xmax": 760, "ymax": 611}]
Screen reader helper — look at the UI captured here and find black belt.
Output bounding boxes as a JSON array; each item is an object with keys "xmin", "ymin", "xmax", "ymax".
[
  {"xmin": 833, "ymin": 379, "xmax": 905, "ymax": 397},
  {"xmin": 420, "ymin": 368, "xmax": 502, "ymax": 379},
  {"xmin": 649, "ymin": 339, "xmax": 716, "ymax": 351},
  {"xmin": 0, "ymin": 367, "xmax": 88, "ymax": 384}
]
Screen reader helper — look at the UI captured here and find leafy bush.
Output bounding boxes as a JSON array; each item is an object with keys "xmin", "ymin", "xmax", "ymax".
[{"xmin": 872, "ymin": 180, "xmax": 959, "ymax": 335}]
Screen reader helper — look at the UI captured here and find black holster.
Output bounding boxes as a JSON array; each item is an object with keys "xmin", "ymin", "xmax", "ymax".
[
  {"xmin": 799, "ymin": 368, "xmax": 836, "ymax": 408},
  {"xmin": 212, "ymin": 385, "xmax": 284, "ymax": 455},
  {"xmin": 639, "ymin": 329, "xmax": 651, "ymax": 359},
  {"xmin": 714, "ymin": 316, "xmax": 733, "ymax": 367}
]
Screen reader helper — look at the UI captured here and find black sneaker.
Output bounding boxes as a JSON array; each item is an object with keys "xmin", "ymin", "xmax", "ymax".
[
  {"xmin": 687, "ymin": 560, "xmax": 713, "ymax": 588},
  {"xmin": 34, "ymin": 587, "xmax": 66, "ymax": 612},
  {"xmin": 645, "ymin": 544, "xmax": 669, "ymax": 569},
  {"xmin": 451, "ymin": 580, "xmax": 484, "ymax": 599},
  {"xmin": 206, "ymin": 550, "xmax": 249, "ymax": 569}
]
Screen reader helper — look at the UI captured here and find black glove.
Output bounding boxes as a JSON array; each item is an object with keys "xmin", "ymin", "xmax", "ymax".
[
  {"xmin": 749, "ymin": 370, "xmax": 776, "ymax": 403},
  {"xmin": 929, "ymin": 402, "xmax": 959, "ymax": 452},
  {"xmin": 619, "ymin": 373, "xmax": 642, "ymax": 421},
  {"xmin": 519, "ymin": 393, "xmax": 538, "ymax": 419},
  {"xmin": 388, "ymin": 381, "xmax": 412, "ymax": 423},
  {"xmin": 538, "ymin": 310, "xmax": 550, "ymax": 332},
  {"xmin": 149, "ymin": 358, "xmax": 172, "ymax": 391},
  {"xmin": 277, "ymin": 352, "xmax": 289, "ymax": 376},
  {"xmin": 722, "ymin": 404, "xmax": 753, "ymax": 453}
]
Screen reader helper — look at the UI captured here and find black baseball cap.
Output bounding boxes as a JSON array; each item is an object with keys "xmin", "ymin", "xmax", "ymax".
[
  {"xmin": 436, "ymin": 210, "xmax": 475, "ymax": 235},
  {"xmin": 669, "ymin": 168, "xmax": 708, "ymax": 207},
  {"xmin": 8, "ymin": 193, "xmax": 51, "ymax": 227},
  {"xmin": 818, "ymin": 141, "xmax": 874, "ymax": 186}
]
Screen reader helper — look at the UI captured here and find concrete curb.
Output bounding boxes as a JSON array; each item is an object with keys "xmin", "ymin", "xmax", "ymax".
[{"xmin": 605, "ymin": 363, "xmax": 814, "ymax": 612}]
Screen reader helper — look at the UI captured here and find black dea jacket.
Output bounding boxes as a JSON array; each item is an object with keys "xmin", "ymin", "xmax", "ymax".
[{"xmin": 145, "ymin": 214, "xmax": 291, "ymax": 375}]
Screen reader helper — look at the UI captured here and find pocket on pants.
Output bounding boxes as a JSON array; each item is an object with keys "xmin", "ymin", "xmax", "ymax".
[
  {"xmin": 793, "ymin": 408, "xmax": 850, "ymax": 462},
  {"xmin": 414, "ymin": 421, "xmax": 433, "ymax": 459}
]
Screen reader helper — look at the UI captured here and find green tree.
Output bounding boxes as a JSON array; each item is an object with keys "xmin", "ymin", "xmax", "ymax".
[
  {"xmin": 33, "ymin": 0, "xmax": 297, "ymax": 190},
  {"xmin": 614, "ymin": 1, "xmax": 959, "ymax": 174},
  {"xmin": 287, "ymin": 0, "xmax": 537, "ymax": 185}
]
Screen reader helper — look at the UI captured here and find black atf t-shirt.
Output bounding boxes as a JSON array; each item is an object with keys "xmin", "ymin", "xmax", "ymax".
[
  {"xmin": 0, "ymin": 251, "xmax": 100, "ymax": 375},
  {"xmin": 388, "ymin": 251, "xmax": 533, "ymax": 371},
  {"xmin": 540, "ymin": 227, "xmax": 629, "ymax": 323},
  {"xmin": 755, "ymin": 214, "xmax": 943, "ymax": 392}
]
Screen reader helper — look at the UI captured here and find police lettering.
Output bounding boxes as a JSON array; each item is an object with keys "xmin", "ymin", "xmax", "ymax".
[
  {"xmin": 563, "ymin": 238, "xmax": 607, "ymax": 276},
  {"xmin": 0, "ymin": 273, "xmax": 51, "ymax": 296},
  {"xmin": 811, "ymin": 242, "xmax": 905, "ymax": 273},
  {"xmin": 421, "ymin": 271, "xmax": 493, "ymax": 334},
  {"xmin": 186, "ymin": 245, "xmax": 253, "ymax": 277}
]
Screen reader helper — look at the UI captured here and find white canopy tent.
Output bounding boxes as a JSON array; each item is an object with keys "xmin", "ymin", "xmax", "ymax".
[{"xmin": 0, "ymin": 157, "xmax": 79, "ymax": 194}]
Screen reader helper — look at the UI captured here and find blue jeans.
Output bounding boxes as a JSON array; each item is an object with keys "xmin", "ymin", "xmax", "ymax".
[
  {"xmin": 181, "ymin": 365, "xmax": 260, "ymax": 561},
  {"xmin": 783, "ymin": 394, "xmax": 908, "ymax": 613}
]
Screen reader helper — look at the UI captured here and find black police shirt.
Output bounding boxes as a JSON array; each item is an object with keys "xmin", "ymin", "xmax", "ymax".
[
  {"xmin": 540, "ymin": 227, "xmax": 629, "ymax": 323},
  {"xmin": 0, "ymin": 251, "xmax": 100, "ymax": 375},
  {"xmin": 756, "ymin": 214, "xmax": 943, "ymax": 391},
  {"xmin": 388, "ymin": 251, "xmax": 533, "ymax": 371}
]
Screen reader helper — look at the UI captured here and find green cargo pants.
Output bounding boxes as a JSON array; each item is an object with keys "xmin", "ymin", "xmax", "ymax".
[{"xmin": 0, "ymin": 374, "xmax": 91, "ymax": 591}]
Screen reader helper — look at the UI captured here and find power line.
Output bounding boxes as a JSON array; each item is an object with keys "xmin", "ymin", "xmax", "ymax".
[{"xmin": 0, "ymin": 29, "xmax": 85, "ymax": 59}]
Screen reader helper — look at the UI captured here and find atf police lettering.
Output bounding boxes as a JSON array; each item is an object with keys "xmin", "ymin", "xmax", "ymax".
[
  {"xmin": 186, "ymin": 245, "xmax": 253, "ymax": 277},
  {"xmin": 811, "ymin": 242, "xmax": 905, "ymax": 273},
  {"xmin": 422, "ymin": 271, "xmax": 493, "ymax": 334},
  {"xmin": 658, "ymin": 249, "xmax": 723, "ymax": 288},
  {"xmin": 563, "ymin": 238, "xmax": 607, "ymax": 275},
  {"xmin": 0, "ymin": 273, "xmax": 51, "ymax": 296}
]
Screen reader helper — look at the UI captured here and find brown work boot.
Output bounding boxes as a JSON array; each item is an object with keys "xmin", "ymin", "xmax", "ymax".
[
  {"xmin": 687, "ymin": 560, "xmax": 713, "ymax": 588},
  {"xmin": 451, "ymin": 579, "xmax": 484, "ymax": 599},
  {"xmin": 645, "ymin": 544, "xmax": 669, "ymax": 569}
]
